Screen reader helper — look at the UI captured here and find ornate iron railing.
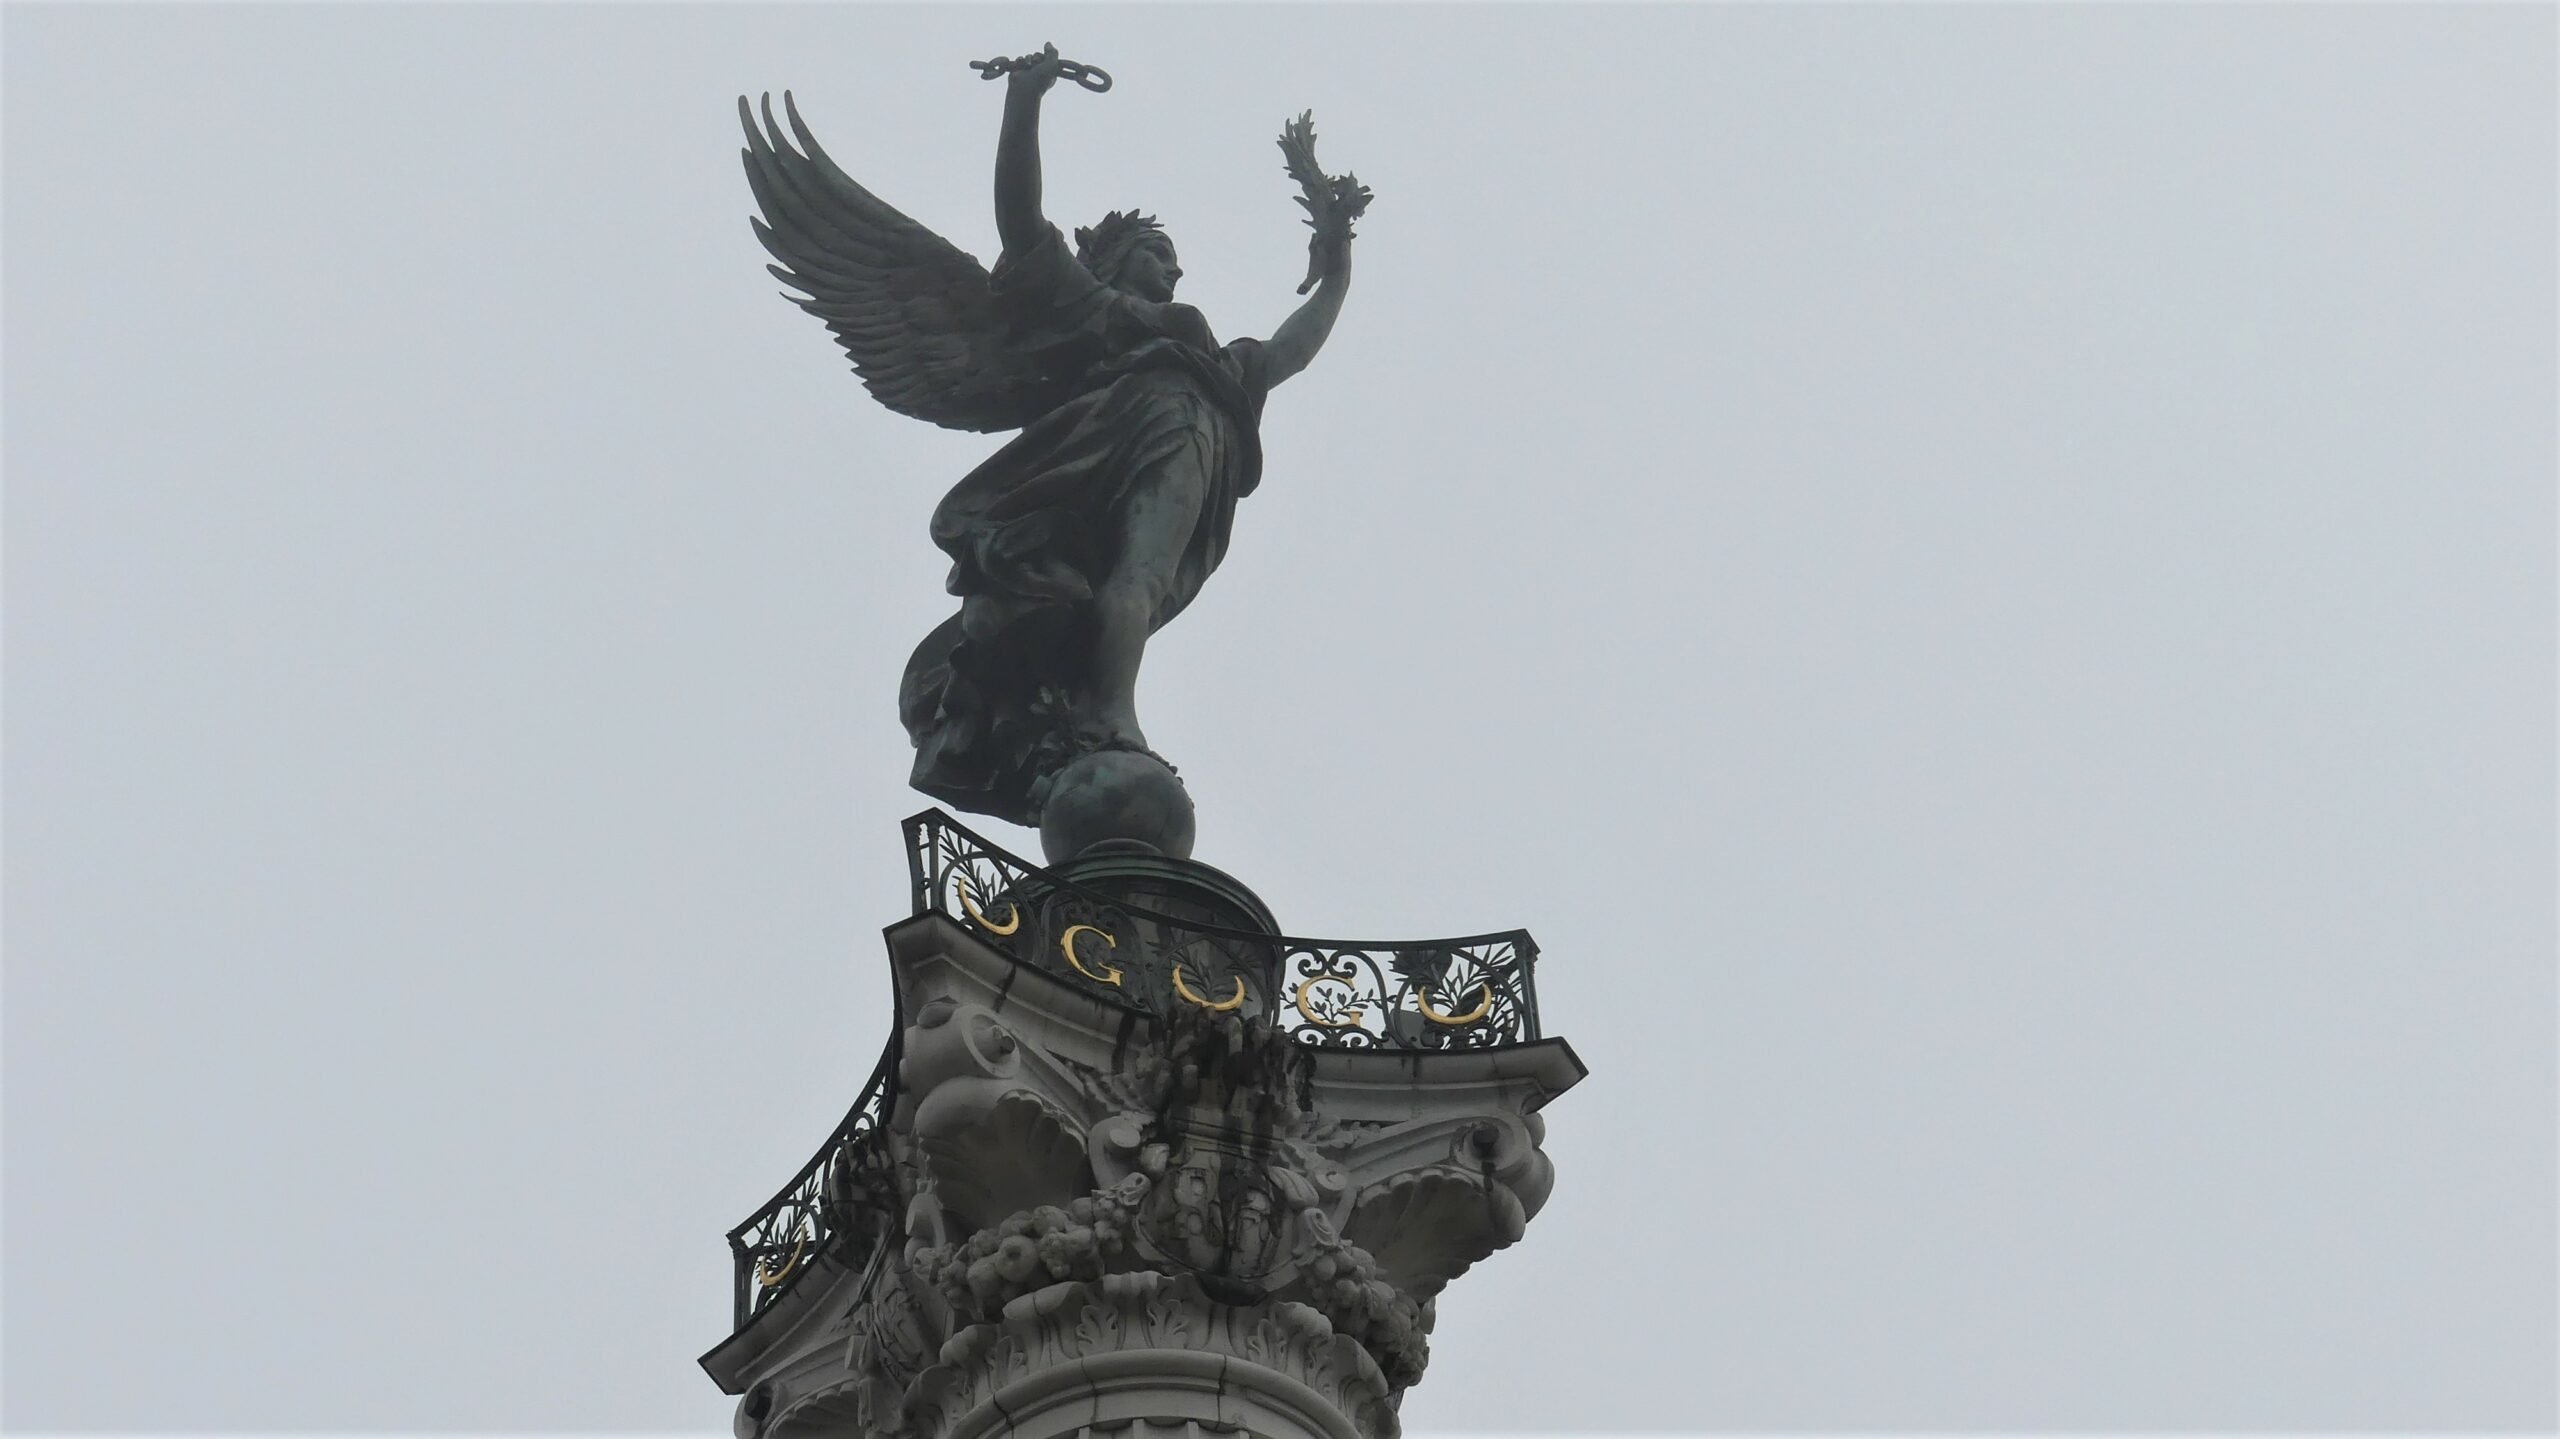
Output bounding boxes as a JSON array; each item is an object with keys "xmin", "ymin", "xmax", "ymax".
[
  {"xmin": 906, "ymin": 810, "xmax": 1543, "ymax": 1050},
  {"xmin": 725, "ymin": 1041, "xmax": 900, "ymax": 1331},
  {"xmin": 726, "ymin": 813, "xmax": 1547, "ymax": 1334}
]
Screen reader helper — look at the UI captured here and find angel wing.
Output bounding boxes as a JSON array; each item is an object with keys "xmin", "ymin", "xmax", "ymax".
[{"xmin": 740, "ymin": 92, "xmax": 1053, "ymax": 433}]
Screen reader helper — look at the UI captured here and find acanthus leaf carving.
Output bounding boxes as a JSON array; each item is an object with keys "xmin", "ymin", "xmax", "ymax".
[
  {"xmin": 1071, "ymin": 1294, "xmax": 1121, "ymax": 1355},
  {"xmin": 1143, "ymin": 1282, "xmax": 1195, "ymax": 1350}
]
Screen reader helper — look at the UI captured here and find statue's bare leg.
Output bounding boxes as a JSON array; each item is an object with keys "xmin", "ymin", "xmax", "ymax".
[{"xmin": 1085, "ymin": 445, "xmax": 1209, "ymax": 750}]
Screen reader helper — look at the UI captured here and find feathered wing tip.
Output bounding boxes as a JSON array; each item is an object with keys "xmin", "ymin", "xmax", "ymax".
[
  {"xmin": 738, "ymin": 91, "xmax": 905, "ymax": 295},
  {"xmin": 734, "ymin": 90, "xmax": 1054, "ymax": 434}
]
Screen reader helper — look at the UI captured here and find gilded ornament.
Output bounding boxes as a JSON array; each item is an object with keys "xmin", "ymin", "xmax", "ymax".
[
  {"xmin": 1415, "ymin": 982, "xmax": 1494, "ymax": 1027},
  {"xmin": 1059, "ymin": 924, "xmax": 1125, "ymax": 986},
  {"xmin": 1292, "ymin": 973, "xmax": 1366, "ymax": 1029},
  {"xmin": 955, "ymin": 874, "xmax": 1021, "ymax": 935},
  {"xmin": 755, "ymin": 1213, "xmax": 812, "ymax": 1289},
  {"xmin": 1170, "ymin": 964, "xmax": 1247, "ymax": 1013}
]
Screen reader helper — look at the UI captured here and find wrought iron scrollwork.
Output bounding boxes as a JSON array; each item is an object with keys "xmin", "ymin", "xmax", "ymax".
[
  {"xmin": 727, "ymin": 1041, "xmax": 899, "ymax": 1330},
  {"xmin": 903, "ymin": 809, "xmax": 1541, "ymax": 1051}
]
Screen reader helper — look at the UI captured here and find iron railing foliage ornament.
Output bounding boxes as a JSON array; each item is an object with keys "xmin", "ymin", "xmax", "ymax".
[
  {"xmin": 906, "ymin": 810, "xmax": 1542, "ymax": 1051},
  {"xmin": 725, "ymin": 1042, "xmax": 899, "ymax": 1330}
]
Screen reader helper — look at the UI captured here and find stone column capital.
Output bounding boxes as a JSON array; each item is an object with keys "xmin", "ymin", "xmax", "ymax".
[{"xmin": 707, "ymin": 857, "xmax": 1580, "ymax": 1439}]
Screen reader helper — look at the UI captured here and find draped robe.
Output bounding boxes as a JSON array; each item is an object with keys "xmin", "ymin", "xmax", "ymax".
[{"xmin": 899, "ymin": 225, "xmax": 1275, "ymax": 825}]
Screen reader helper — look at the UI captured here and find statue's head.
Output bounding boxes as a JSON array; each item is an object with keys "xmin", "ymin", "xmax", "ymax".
[{"xmin": 1076, "ymin": 210, "xmax": 1180, "ymax": 303}]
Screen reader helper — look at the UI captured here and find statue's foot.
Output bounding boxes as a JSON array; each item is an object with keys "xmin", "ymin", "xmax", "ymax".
[{"xmin": 1073, "ymin": 709, "xmax": 1149, "ymax": 756}]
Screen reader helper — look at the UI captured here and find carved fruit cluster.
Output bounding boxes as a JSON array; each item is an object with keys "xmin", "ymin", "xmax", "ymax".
[
  {"xmin": 1300, "ymin": 1223, "xmax": 1428, "ymax": 1387},
  {"xmin": 913, "ymin": 1177, "xmax": 1151, "ymax": 1324}
]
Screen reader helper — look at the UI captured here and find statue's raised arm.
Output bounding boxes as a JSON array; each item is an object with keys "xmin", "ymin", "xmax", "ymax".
[
  {"xmin": 739, "ymin": 52, "xmax": 1375, "ymax": 862},
  {"xmin": 1264, "ymin": 112, "xmax": 1369, "ymax": 387},
  {"xmin": 982, "ymin": 44, "xmax": 1084, "ymax": 259}
]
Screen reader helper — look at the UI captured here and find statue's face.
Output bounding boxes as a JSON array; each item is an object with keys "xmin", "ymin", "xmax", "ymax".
[{"xmin": 1117, "ymin": 236, "xmax": 1182, "ymax": 303}]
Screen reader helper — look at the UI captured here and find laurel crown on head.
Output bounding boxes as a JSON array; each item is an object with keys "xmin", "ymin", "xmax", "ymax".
[{"xmin": 1075, "ymin": 210, "xmax": 1166, "ymax": 284}]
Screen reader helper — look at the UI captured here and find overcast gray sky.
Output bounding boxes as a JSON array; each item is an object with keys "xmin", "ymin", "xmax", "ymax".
[{"xmin": 5, "ymin": 3, "xmax": 2553, "ymax": 1433}]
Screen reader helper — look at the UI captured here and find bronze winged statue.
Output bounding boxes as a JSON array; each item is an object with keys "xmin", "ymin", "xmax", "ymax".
[{"xmin": 741, "ymin": 45, "xmax": 1370, "ymax": 861}]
